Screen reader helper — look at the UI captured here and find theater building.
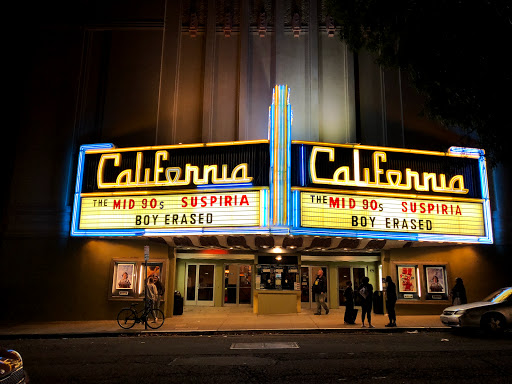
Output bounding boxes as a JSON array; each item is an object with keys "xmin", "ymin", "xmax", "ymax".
[{"xmin": 2, "ymin": 0, "xmax": 510, "ymax": 322}]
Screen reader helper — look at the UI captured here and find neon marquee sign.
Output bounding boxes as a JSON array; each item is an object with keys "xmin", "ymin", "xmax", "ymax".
[{"xmin": 71, "ymin": 85, "xmax": 493, "ymax": 244}]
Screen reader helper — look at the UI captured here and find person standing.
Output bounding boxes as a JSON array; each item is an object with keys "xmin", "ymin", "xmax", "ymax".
[
  {"xmin": 313, "ymin": 269, "xmax": 329, "ymax": 315},
  {"xmin": 154, "ymin": 275, "xmax": 165, "ymax": 310},
  {"xmin": 146, "ymin": 277, "xmax": 159, "ymax": 321},
  {"xmin": 385, "ymin": 276, "xmax": 397, "ymax": 327},
  {"xmin": 450, "ymin": 277, "xmax": 467, "ymax": 305},
  {"xmin": 359, "ymin": 276, "xmax": 374, "ymax": 328},
  {"xmin": 343, "ymin": 281, "xmax": 355, "ymax": 324}
]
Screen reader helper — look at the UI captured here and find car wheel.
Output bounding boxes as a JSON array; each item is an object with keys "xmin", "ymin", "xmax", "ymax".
[{"xmin": 481, "ymin": 313, "xmax": 506, "ymax": 333}]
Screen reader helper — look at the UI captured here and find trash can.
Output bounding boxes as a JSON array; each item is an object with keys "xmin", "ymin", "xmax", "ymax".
[
  {"xmin": 173, "ymin": 291, "xmax": 183, "ymax": 315},
  {"xmin": 373, "ymin": 291, "xmax": 384, "ymax": 314}
]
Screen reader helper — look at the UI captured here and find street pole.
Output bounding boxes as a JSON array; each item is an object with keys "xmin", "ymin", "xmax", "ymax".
[{"xmin": 144, "ymin": 245, "xmax": 149, "ymax": 330}]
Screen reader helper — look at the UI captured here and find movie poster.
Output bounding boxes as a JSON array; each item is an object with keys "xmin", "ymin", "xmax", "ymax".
[
  {"xmin": 426, "ymin": 266, "xmax": 446, "ymax": 294},
  {"xmin": 146, "ymin": 264, "xmax": 162, "ymax": 281},
  {"xmin": 398, "ymin": 266, "xmax": 417, "ymax": 293},
  {"xmin": 116, "ymin": 263, "xmax": 134, "ymax": 290}
]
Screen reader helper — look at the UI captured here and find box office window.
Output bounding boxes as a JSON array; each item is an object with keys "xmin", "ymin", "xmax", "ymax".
[
  {"xmin": 256, "ymin": 265, "xmax": 300, "ymax": 290},
  {"xmin": 256, "ymin": 256, "xmax": 300, "ymax": 291}
]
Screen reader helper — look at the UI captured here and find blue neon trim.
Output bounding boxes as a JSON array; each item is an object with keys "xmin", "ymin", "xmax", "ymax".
[
  {"xmin": 71, "ymin": 143, "xmax": 115, "ymax": 236},
  {"xmin": 261, "ymin": 189, "xmax": 269, "ymax": 227},
  {"xmin": 478, "ymin": 154, "xmax": 494, "ymax": 243},
  {"xmin": 290, "ymin": 227, "xmax": 489, "ymax": 244},
  {"xmin": 286, "ymin": 94, "xmax": 292, "ymax": 226},
  {"xmin": 448, "ymin": 146, "xmax": 485, "ymax": 156},
  {"xmin": 300, "ymin": 144, "xmax": 306, "ymax": 186}
]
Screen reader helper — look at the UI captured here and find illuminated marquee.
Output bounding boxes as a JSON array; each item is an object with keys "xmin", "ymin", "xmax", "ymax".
[
  {"xmin": 71, "ymin": 85, "xmax": 492, "ymax": 244},
  {"xmin": 71, "ymin": 142, "xmax": 270, "ymax": 236},
  {"xmin": 79, "ymin": 191, "xmax": 262, "ymax": 230},
  {"xmin": 301, "ymin": 192, "xmax": 485, "ymax": 237},
  {"xmin": 292, "ymin": 143, "xmax": 493, "ymax": 243}
]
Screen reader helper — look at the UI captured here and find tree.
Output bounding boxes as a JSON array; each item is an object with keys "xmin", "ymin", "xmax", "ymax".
[{"xmin": 327, "ymin": 0, "xmax": 512, "ymax": 167}]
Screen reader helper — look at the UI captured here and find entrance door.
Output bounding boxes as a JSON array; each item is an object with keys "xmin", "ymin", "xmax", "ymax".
[
  {"xmin": 224, "ymin": 264, "xmax": 252, "ymax": 305},
  {"xmin": 185, "ymin": 264, "xmax": 215, "ymax": 306},
  {"xmin": 301, "ymin": 266, "xmax": 328, "ymax": 309},
  {"xmin": 338, "ymin": 266, "xmax": 367, "ymax": 307}
]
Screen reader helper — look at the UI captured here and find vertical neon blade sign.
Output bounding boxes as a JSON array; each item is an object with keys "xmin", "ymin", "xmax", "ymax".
[{"xmin": 269, "ymin": 85, "xmax": 292, "ymax": 226}]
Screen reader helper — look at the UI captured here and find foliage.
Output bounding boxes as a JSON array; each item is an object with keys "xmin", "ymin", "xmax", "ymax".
[{"xmin": 327, "ymin": 0, "xmax": 512, "ymax": 166}]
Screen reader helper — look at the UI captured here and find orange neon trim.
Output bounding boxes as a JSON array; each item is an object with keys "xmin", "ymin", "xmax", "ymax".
[{"xmin": 292, "ymin": 141, "xmax": 481, "ymax": 159}]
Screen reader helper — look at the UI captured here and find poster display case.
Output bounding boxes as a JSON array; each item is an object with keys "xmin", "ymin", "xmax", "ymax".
[
  {"xmin": 425, "ymin": 265, "xmax": 449, "ymax": 300},
  {"xmin": 397, "ymin": 265, "xmax": 420, "ymax": 300},
  {"xmin": 109, "ymin": 259, "xmax": 167, "ymax": 301}
]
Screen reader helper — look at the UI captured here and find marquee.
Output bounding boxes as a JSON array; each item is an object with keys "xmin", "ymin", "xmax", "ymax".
[{"xmin": 71, "ymin": 85, "xmax": 492, "ymax": 244}]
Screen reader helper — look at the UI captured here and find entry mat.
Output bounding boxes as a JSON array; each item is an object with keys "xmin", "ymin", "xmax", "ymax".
[{"xmin": 230, "ymin": 342, "xmax": 299, "ymax": 350}]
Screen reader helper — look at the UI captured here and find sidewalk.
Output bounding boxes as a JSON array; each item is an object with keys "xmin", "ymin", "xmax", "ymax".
[{"xmin": 0, "ymin": 307, "xmax": 449, "ymax": 339}]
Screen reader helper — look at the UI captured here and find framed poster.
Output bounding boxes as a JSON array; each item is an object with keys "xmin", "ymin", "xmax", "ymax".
[
  {"xmin": 397, "ymin": 265, "xmax": 419, "ymax": 300},
  {"xmin": 426, "ymin": 267, "xmax": 446, "ymax": 294},
  {"xmin": 140, "ymin": 262, "xmax": 165, "ymax": 297},
  {"xmin": 116, "ymin": 263, "xmax": 134, "ymax": 290},
  {"xmin": 425, "ymin": 265, "xmax": 449, "ymax": 300},
  {"xmin": 147, "ymin": 264, "xmax": 162, "ymax": 280},
  {"xmin": 398, "ymin": 266, "xmax": 417, "ymax": 293}
]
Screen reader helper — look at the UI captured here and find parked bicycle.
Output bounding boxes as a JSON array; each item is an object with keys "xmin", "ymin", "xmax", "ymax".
[{"xmin": 117, "ymin": 300, "xmax": 165, "ymax": 329}]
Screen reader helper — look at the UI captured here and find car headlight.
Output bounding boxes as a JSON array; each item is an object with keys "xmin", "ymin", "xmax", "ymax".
[{"xmin": 454, "ymin": 310, "xmax": 466, "ymax": 315}]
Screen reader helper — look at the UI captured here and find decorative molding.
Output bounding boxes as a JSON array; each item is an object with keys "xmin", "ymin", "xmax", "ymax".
[
  {"xmin": 190, "ymin": 12, "xmax": 199, "ymax": 37},
  {"xmin": 224, "ymin": 11, "xmax": 232, "ymax": 37},
  {"xmin": 326, "ymin": 15, "xmax": 335, "ymax": 37},
  {"xmin": 258, "ymin": 11, "xmax": 267, "ymax": 37},
  {"xmin": 292, "ymin": 13, "xmax": 301, "ymax": 37}
]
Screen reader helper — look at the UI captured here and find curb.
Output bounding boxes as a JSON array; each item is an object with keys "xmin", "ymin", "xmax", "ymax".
[{"xmin": 0, "ymin": 327, "xmax": 451, "ymax": 340}]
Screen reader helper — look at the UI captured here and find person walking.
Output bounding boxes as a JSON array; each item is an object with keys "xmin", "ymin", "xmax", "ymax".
[
  {"xmin": 154, "ymin": 275, "xmax": 165, "ymax": 310},
  {"xmin": 313, "ymin": 269, "xmax": 329, "ymax": 315},
  {"xmin": 343, "ymin": 281, "xmax": 355, "ymax": 324},
  {"xmin": 450, "ymin": 277, "xmax": 467, "ymax": 305},
  {"xmin": 146, "ymin": 277, "xmax": 159, "ymax": 321},
  {"xmin": 359, "ymin": 276, "xmax": 374, "ymax": 328},
  {"xmin": 385, "ymin": 276, "xmax": 397, "ymax": 327}
]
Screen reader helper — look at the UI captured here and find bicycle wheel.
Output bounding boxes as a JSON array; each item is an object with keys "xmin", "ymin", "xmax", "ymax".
[
  {"xmin": 117, "ymin": 308, "xmax": 137, "ymax": 329},
  {"xmin": 146, "ymin": 309, "xmax": 165, "ymax": 329}
]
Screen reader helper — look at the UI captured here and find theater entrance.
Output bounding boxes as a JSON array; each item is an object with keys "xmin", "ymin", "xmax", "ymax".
[
  {"xmin": 301, "ymin": 266, "xmax": 328, "ymax": 309},
  {"xmin": 224, "ymin": 264, "xmax": 252, "ymax": 306},
  {"xmin": 185, "ymin": 264, "xmax": 215, "ymax": 306},
  {"xmin": 338, "ymin": 266, "xmax": 368, "ymax": 307}
]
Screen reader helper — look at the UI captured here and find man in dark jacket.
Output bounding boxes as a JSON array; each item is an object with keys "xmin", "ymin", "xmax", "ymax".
[
  {"xmin": 385, "ymin": 276, "xmax": 397, "ymax": 327},
  {"xmin": 313, "ymin": 269, "xmax": 329, "ymax": 315}
]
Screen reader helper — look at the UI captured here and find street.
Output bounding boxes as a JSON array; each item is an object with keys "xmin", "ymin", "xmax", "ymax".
[{"xmin": 2, "ymin": 331, "xmax": 511, "ymax": 383}]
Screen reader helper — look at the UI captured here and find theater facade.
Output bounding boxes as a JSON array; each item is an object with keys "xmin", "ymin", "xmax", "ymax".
[{"xmin": 70, "ymin": 86, "xmax": 493, "ymax": 316}]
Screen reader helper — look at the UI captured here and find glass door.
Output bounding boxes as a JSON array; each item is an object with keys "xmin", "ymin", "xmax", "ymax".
[
  {"xmin": 338, "ymin": 267, "xmax": 351, "ymax": 305},
  {"xmin": 301, "ymin": 266, "xmax": 328, "ymax": 309},
  {"xmin": 337, "ymin": 266, "xmax": 367, "ymax": 307},
  {"xmin": 224, "ymin": 264, "xmax": 252, "ymax": 305},
  {"xmin": 185, "ymin": 264, "xmax": 215, "ymax": 306}
]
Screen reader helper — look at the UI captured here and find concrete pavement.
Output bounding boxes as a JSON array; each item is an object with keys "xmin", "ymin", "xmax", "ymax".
[{"xmin": 0, "ymin": 307, "xmax": 449, "ymax": 339}]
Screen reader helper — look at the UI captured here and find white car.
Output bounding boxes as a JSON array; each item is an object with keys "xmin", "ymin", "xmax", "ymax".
[{"xmin": 440, "ymin": 287, "xmax": 512, "ymax": 332}]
